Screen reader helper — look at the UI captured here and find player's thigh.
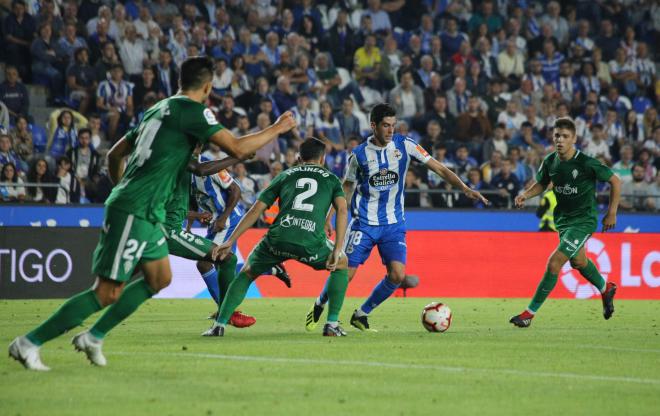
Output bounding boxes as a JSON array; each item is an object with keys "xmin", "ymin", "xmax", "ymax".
[
  {"xmin": 344, "ymin": 222, "xmax": 377, "ymax": 268},
  {"xmin": 557, "ymin": 228, "xmax": 591, "ymax": 261},
  {"xmin": 92, "ymin": 208, "xmax": 169, "ymax": 283},
  {"xmin": 165, "ymin": 226, "xmax": 213, "ymax": 261},
  {"xmin": 140, "ymin": 256, "xmax": 173, "ymax": 292},
  {"xmin": 243, "ymin": 239, "xmax": 284, "ymax": 278},
  {"xmin": 376, "ymin": 224, "xmax": 407, "ymax": 266},
  {"xmin": 569, "ymin": 245, "xmax": 589, "ymax": 269}
]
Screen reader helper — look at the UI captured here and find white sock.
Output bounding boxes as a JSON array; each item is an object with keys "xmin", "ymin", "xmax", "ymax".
[
  {"xmin": 355, "ymin": 308, "xmax": 368, "ymax": 318},
  {"xmin": 326, "ymin": 321, "xmax": 338, "ymax": 328},
  {"xmin": 315, "ymin": 297, "xmax": 325, "ymax": 306}
]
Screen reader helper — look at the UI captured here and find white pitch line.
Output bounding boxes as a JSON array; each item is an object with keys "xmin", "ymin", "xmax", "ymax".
[{"xmin": 110, "ymin": 351, "xmax": 660, "ymax": 386}]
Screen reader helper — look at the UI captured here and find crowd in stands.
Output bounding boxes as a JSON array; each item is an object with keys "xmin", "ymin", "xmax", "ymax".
[{"xmin": 0, "ymin": 0, "xmax": 659, "ymax": 211}]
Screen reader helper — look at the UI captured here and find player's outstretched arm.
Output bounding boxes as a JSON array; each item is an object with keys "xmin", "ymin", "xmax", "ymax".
[
  {"xmin": 212, "ymin": 201, "xmax": 268, "ymax": 261},
  {"xmin": 325, "ymin": 180, "xmax": 355, "ymax": 237},
  {"xmin": 427, "ymin": 158, "xmax": 490, "ymax": 205},
  {"xmin": 188, "ymin": 156, "xmax": 242, "ymax": 176},
  {"xmin": 107, "ymin": 136, "xmax": 133, "ymax": 185},
  {"xmin": 515, "ymin": 180, "xmax": 546, "ymax": 208},
  {"xmin": 208, "ymin": 111, "xmax": 296, "ymax": 159},
  {"xmin": 327, "ymin": 196, "xmax": 348, "ymax": 271},
  {"xmin": 602, "ymin": 174, "xmax": 621, "ymax": 232}
]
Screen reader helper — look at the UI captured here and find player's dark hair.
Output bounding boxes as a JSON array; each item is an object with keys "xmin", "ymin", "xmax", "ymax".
[
  {"xmin": 370, "ymin": 103, "xmax": 396, "ymax": 125},
  {"xmin": 554, "ymin": 117, "xmax": 576, "ymax": 135},
  {"xmin": 179, "ymin": 56, "xmax": 214, "ymax": 91},
  {"xmin": 299, "ymin": 137, "xmax": 327, "ymax": 162}
]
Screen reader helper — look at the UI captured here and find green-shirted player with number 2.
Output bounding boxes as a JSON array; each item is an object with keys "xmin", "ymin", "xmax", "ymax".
[
  {"xmin": 9, "ymin": 56, "xmax": 296, "ymax": 370},
  {"xmin": 205, "ymin": 137, "xmax": 351, "ymax": 337},
  {"xmin": 510, "ymin": 117, "xmax": 621, "ymax": 328}
]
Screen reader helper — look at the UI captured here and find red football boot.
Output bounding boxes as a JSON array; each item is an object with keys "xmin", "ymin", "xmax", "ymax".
[{"xmin": 228, "ymin": 310, "xmax": 256, "ymax": 328}]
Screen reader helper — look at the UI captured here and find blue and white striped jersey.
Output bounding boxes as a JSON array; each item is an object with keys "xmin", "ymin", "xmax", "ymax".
[
  {"xmin": 192, "ymin": 155, "xmax": 244, "ymax": 229},
  {"xmin": 345, "ymin": 134, "xmax": 431, "ymax": 226}
]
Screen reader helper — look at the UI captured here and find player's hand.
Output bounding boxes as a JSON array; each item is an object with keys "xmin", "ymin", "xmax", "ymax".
[
  {"xmin": 465, "ymin": 188, "xmax": 489, "ymax": 206},
  {"xmin": 514, "ymin": 194, "xmax": 526, "ymax": 208},
  {"xmin": 212, "ymin": 241, "xmax": 233, "ymax": 261},
  {"xmin": 326, "ymin": 249, "xmax": 342, "ymax": 272},
  {"xmin": 274, "ymin": 111, "xmax": 297, "ymax": 133},
  {"xmin": 213, "ymin": 218, "xmax": 226, "ymax": 233},
  {"xmin": 324, "ymin": 220, "xmax": 334, "ymax": 238},
  {"xmin": 602, "ymin": 211, "xmax": 617, "ymax": 232},
  {"xmin": 198, "ymin": 212, "xmax": 213, "ymax": 224}
]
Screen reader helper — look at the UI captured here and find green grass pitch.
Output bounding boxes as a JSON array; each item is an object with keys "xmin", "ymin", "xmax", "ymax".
[{"xmin": 1, "ymin": 298, "xmax": 659, "ymax": 416}]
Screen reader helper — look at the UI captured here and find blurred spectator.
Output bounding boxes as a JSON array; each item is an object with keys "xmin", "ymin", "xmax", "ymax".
[
  {"xmin": 118, "ymin": 23, "xmax": 148, "ymax": 82},
  {"xmin": 66, "ymin": 47, "xmax": 96, "ymax": 115},
  {"xmin": 497, "ymin": 101, "xmax": 526, "ymax": 139},
  {"xmin": 609, "ymin": 48, "xmax": 638, "ymax": 97},
  {"xmin": 480, "ymin": 150, "xmax": 503, "ymax": 184},
  {"xmin": 31, "ymin": 23, "xmax": 64, "ymax": 99},
  {"xmin": 336, "ymin": 98, "xmax": 360, "ymax": 142},
  {"xmin": 96, "ymin": 64, "xmax": 134, "ymax": 142},
  {"xmin": 216, "ymin": 95, "xmax": 239, "ymax": 131},
  {"xmin": 0, "ymin": 133, "xmax": 25, "ymax": 173},
  {"xmin": 323, "ymin": 8, "xmax": 356, "ymax": 70},
  {"xmin": 637, "ymin": 148, "xmax": 657, "ymax": 183},
  {"xmin": 0, "ymin": 66, "xmax": 30, "ymax": 123},
  {"xmin": 94, "ymin": 41, "xmax": 120, "ymax": 82},
  {"xmin": 67, "ymin": 128, "xmax": 99, "ymax": 199},
  {"xmin": 508, "ymin": 147, "xmax": 529, "ymax": 183},
  {"xmin": 620, "ymin": 163, "xmax": 655, "ymax": 211},
  {"xmin": 490, "ymin": 158, "xmax": 520, "ymax": 208},
  {"xmin": 541, "ymin": 1, "xmax": 569, "ymax": 47},
  {"xmin": 315, "ymin": 52, "xmax": 364, "ymax": 110},
  {"xmin": 234, "ymin": 162, "xmax": 258, "ymax": 207},
  {"xmin": 583, "ymin": 124, "xmax": 612, "ymax": 163},
  {"xmin": 273, "ymin": 76, "xmax": 297, "ymax": 113},
  {"xmin": 155, "ymin": 49, "xmax": 178, "ymax": 98},
  {"xmin": 54, "ymin": 155, "xmax": 80, "ymax": 204},
  {"xmin": 404, "ymin": 168, "xmax": 430, "ymax": 208},
  {"xmin": 498, "ymin": 38, "xmax": 525, "ymax": 81},
  {"xmin": 455, "ymin": 168, "xmax": 488, "ymax": 209},
  {"xmin": 613, "ymin": 144, "xmax": 635, "ymax": 184},
  {"xmin": 133, "ymin": 67, "xmax": 162, "ymax": 113},
  {"xmin": 87, "ymin": 18, "xmax": 114, "ymax": 64},
  {"xmin": 453, "ymin": 144, "xmax": 478, "ymax": 181},
  {"xmin": 353, "ymin": 34, "xmax": 381, "ymax": 87},
  {"xmin": 26, "ymin": 157, "xmax": 55, "ymax": 203},
  {"xmin": 315, "ymin": 101, "xmax": 342, "ymax": 149},
  {"xmin": 389, "ymin": 70, "xmax": 424, "ymax": 123},
  {"xmin": 48, "ymin": 109, "xmax": 77, "ymax": 159},
  {"xmin": 56, "ymin": 22, "xmax": 87, "ymax": 65},
  {"xmin": 88, "ymin": 114, "xmax": 109, "ymax": 154},
  {"xmin": 596, "ymin": 20, "xmax": 619, "ymax": 62},
  {"xmin": 482, "ymin": 123, "xmax": 508, "ymax": 163},
  {"xmin": 4, "ymin": 0, "xmax": 36, "ymax": 81},
  {"xmin": 0, "ymin": 162, "xmax": 26, "ymax": 202},
  {"xmin": 441, "ymin": 17, "xmax": 468, "ymax": 59},
  {"xmin": 9, "ymin": 115, "xmax": 33, "ymax": 165},
  {"xmin": 456, "ymin": 96, "xmax": 492, "ymax": 150}
]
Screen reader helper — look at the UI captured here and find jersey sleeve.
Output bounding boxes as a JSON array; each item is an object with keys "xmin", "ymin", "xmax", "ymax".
[
  {"xmin": 211, "ymin": 169, "xmax": 234, "ymax": 190},
  {"xmin": 404, "ymin": 138, "xmax": 432, "ymax": 164},
  {"xmin": 344, "ymin": 153, "xmax": 359, "ymax": 182},
  {"xmin": 535, "ymin": 155, "xmax": 551, "ymax": 186},
  {"xmin": 124, "ymin": 126, "xmax": 139, "ymax": 146},
  {"xmin": 182, "ymin": 105, "xmax": 224, "ymax": 144},
  {"xmin": 257, "ymin": 173, "xmax": 284, "ymax": 207},
  {"xmin": 586, "ymin": 155, "xmax": 615, "ymax": 182}
]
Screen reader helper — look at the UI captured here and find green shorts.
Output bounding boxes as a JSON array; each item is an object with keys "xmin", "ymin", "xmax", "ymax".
[
  {"xmin": 245, "ymin": 237, "xmax": 334, "ymax": 275},
  {"xmin": 92, "ymin": 208, "xmax": 169, "ymax": 282},
  {"xmin": 163, "ymin": 223, "xmax": 214, "ymax": 261},
  {"xmin": 557, "ymin": 227, "xmax": 592, "ymax": 259}
]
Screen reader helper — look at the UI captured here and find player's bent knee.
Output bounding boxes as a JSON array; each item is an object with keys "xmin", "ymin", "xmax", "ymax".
[
  {"xmin": 94, "ymin": 278, "xmax": 124, "ymax": 306},
  {"xmin": 387, "ymin": 272, "xmax": 406, "ymax": 284},
  {"xmin": 570, "ymin": 257, "xmax": 587, "ymax": 269},
  {"xmin": 196, "ymin": 260, "xmax": 212, "ymax": 274}
]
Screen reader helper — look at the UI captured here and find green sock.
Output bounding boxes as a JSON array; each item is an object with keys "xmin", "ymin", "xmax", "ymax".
[
  {"xmin": 215, "ymin": 253, "xmax": 238, "ymax": 305},
  {"xmin": 26, "ymin": 289, "xmax": 102, "ymax": 346},
  {"xmin": 216, "ymin": 271, "xmax": 253, "ymax": 324},
  {"xmin": 89, "ymin": 278, "xmax": 155, "ymax": 339},
  {"xmin": 327, "ymin": 269, "xmax": 348, "ymax": 322},
  {"xmin": 527, "ymin": 270, "xmax": 558, "ymax": 313},
  {"xmin": 578, "ymin": 259, "xmax": 606, "ymax": 293}
]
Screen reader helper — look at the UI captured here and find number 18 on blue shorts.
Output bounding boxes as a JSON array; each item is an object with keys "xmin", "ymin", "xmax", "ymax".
[{"xmin": 343, "ymin": 220, "xmax": 407, "ymax": 267}]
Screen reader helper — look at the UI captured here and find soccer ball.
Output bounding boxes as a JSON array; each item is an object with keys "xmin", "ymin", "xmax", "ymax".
[{"xmin": 421, "ymin": 302, "xmax": 452, "ymax": 333}]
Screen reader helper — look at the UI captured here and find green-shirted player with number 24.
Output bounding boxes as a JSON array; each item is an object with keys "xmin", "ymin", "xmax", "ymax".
[
  {"xmin": 9, "ymin": 56, "xmax": 297, "ymax": 370},
  {"xmin": 204, "ymin": 137, "xmax": 351, "ymax": 337},
  {"xmin": 510, "ymin": 117, "xmax": 622, "ymax": 328}
]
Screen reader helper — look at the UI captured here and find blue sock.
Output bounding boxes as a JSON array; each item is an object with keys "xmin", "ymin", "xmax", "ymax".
[
  {"xmin": 201, "ymin": 268, "xmax": 220, "ymax": 304},
  {"xmin": 360, "ymin": 277, "xmax": 399, "ymax": 315},
  {"xmin": 316, "ymin": 276, "xmax": 330, "ymax": 306}
]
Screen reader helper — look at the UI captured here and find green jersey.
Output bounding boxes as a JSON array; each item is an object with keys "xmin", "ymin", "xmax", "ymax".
[
  {"xmin": 164, "ymin": 163, "xmax": 194, "ymax": 229},
  {"xmin": 258, "ymin": 164, "xmax": 344, "ymax": 247},
  {"xmin": 536, "ymin": 150, "xmax": 614, "ymax": 232},
  {"xmin": 105, "ymin": 96, "xmax": 223, "ymax": 223}
]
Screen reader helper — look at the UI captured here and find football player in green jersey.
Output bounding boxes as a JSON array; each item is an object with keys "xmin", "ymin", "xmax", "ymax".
[
  {"xmin": 510, "ymin": 117, "xmax": 621, "ymax": 328},
  {"xmin": 203, "ymin": 137, "xmax": 351, "ymax": 337},
  {"xmin": 9, "ymin": 56, "xmax": 297, "ymax": 370}
]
